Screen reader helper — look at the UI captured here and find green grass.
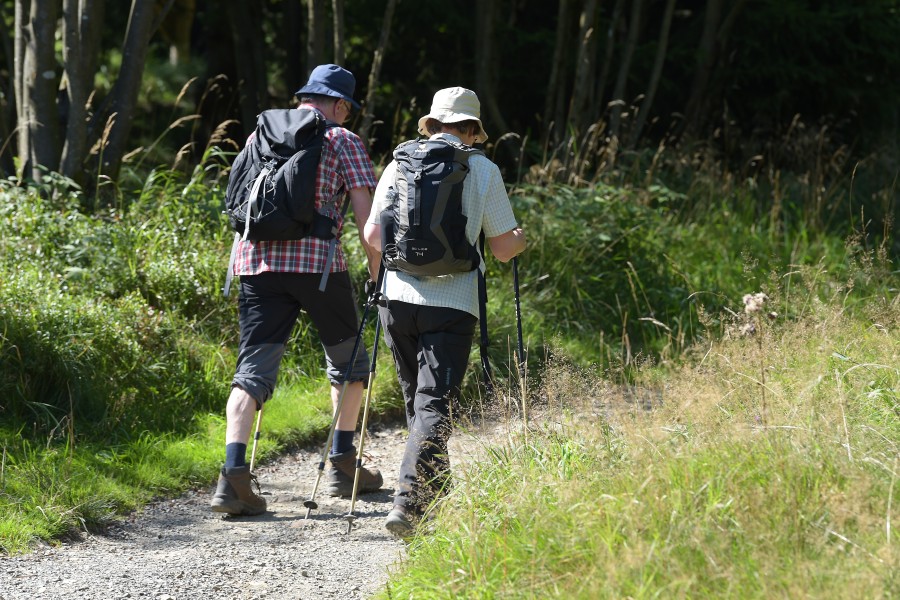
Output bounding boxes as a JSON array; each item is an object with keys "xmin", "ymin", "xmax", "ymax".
[
  {"xmin": 0, "ymin": 165, "xmax": 402, "ymax": 553},
  {"xmin": 0, "ymin": 147, "xmax": 895, "ymax": 574},
  {"xmin": 380, "ymin": 289, "xmax": 899, "ymax": 599},
  {"xmin": 0, "ymin": 374, "xmax": 387, "ymax": 554}
]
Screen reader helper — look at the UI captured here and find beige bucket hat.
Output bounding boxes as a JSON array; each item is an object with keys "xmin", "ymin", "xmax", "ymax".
[{"xmin": 417, "ymin": 87, "xmax": 489, "ymax": 142}]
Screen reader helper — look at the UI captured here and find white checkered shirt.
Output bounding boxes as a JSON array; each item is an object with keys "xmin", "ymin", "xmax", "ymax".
[{"xmin": 368, "ymin": 133, "xmax": 519, "ymax": 317}]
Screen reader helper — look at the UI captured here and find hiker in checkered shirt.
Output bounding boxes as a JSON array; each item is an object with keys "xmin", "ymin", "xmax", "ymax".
[{"xmin": 211, "ymin": 65, "xmax": 383, "ymax": 516}]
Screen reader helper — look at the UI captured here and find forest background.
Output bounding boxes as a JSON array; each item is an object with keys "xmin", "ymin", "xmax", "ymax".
[
  {"xmin": 0, "ymin": 1, "xmax": 898, "ymax": 595},
  {"xmin": 5, "ymin": 0, "xmax": 899, "ymax": 206}
]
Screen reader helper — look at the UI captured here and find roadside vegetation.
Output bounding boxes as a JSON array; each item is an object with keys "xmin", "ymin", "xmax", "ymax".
[
  {"xmin": 0, "ymin": 159, "xmax": 397, "ymax": 553},
  {"xmin": 372, "ymin": 136, "xmax": 898, "ymax": 597},
  {"xmin": 0, "ymin": 66, "xmax": 896, "ymax": 600},
  {"xmin": 384, "ymin": 290, "xmax": 898, "ymax": 598}
]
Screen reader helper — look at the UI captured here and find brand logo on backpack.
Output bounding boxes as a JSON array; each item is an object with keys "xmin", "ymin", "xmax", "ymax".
[
  {"xmin": 224, "ymin": 108, "xmax": 337, "ymax": 241},
  {"xmin": 380, "ymin": 138, "xmax": 483, "ymax": 277}
]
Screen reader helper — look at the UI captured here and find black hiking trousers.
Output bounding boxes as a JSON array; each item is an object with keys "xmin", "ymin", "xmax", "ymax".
[{"xmin": 378, "ymin": 301, "xmax": 476, "ymax": 513}]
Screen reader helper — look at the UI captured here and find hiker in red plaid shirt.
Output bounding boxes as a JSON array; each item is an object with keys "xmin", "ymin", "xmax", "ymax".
[{"xmin": 211, "ymin": 65, "xmax": 383, "ymax": 516}]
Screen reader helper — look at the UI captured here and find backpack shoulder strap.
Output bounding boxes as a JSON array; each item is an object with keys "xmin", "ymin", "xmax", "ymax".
[
  {"xmin": 316, "ymin": 124, "xmax": 357, "ymax": 293},
  {"xmin": 392, "ymin": 139, "xmax": 422, "ymax": 170}
]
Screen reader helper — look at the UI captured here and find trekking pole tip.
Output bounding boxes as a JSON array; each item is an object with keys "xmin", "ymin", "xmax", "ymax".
[{"xmin": 343, "ymin": 514, "xmax": 357, "ymax": 534}]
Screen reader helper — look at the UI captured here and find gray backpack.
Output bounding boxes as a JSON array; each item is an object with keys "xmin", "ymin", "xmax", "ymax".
[{"xmin": 379, "ymin": 138, "xmax": 483, "ymax": 277}]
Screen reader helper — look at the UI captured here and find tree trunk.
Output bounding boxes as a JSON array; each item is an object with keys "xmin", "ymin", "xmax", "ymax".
[
  {"xmin": 566, "ymin": 0, "xmax": 599, "ymax": 137},
  {"xmin": 542, "ymin": 0, "xmax": 571, "ymax": 147},
  {"xmin": 681, "ymin": 0, "xmax": 748, "ymax": 138},
  {"xmin": 608, "ymin": 0, "xmax": 644, "ymax": 142},
  {"xmin": 158, "ymin": 0, "xmax": 196, "ymax": 66},
  {"xmin": 16, "ymin": 0, "xmax": 62, "ymax": 182},
  {"xmin": 475, "ymin": 0, "xmax": 508, "ymax": 139},
  {"xmin": 225, "ymin": 0, "xmax": 268, "ymax": 139},
  {"xmin": 358, "ymin": 0, "xmax": 396, "ymax": 149},
  {"xmin": 61, "ymin": 0, "xmax": 104, "ymax": 184},
  {"xmin": 592, "ymin": 0, "xmax": 625, "ymax": 124},
  {"xmin": 13, "ymin": 0, "xmax": 25, "ymax": 176},
  {"xmin": 681, "ymin": 0, "xmax": 721, "ymax": 138},
  {"xmin": 0, "ymin": 2, "xmax": 17, "ymax": 175},
  {"xmin": 332, "ymin": 0, "xmax": 345, "ymax": 65},
  {"xmin": 627, "ymin": 0, "xmax": 675, "ymax": 149},
  {"xmin": 282, "ymin": 1, "xmax": 305, "ymax": 93},
  {"xmin": 85, "ymin": 0, "xmax": 157, "ymax": 184},
  {"xmin": 306, "ymin": 0, "xmax": 326, "ymax": 74}
]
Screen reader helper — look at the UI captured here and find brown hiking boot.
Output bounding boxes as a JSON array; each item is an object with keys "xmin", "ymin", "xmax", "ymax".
[
  {"xmin": 210, "ymin": 465, "xmax": 266, "ymax": 516},
  {"xmin": 325, "ymin": 448, "xmax": 383, "ymax": 497}
]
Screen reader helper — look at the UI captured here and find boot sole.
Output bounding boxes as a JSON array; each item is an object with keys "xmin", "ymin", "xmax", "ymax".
[
  {"xmin": 210, "ymin": 496, "xmax": 266, "ymax": 516},
  {"xmin": 324, "ymin": 483, "xmax": 382, "ymax": 497},
  {"xmin": 385, "ymin": 516, "xmax": 414, "ymax": 539}
]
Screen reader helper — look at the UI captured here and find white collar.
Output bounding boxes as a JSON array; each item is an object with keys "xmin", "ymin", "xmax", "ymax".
[{"xmin": 430, "ymin": 132, "xmax": 463, "ymax": 144}]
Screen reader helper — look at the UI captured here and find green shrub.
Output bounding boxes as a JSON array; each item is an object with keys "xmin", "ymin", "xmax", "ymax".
[{"xmin": 0, "ymin": 172, "xmax": 235, "ymax": 438}]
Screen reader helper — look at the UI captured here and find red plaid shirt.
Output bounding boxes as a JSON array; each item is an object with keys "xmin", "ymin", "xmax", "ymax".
[{"xmin": 234, "ymin": 106, "xmax": 376, "ymax": 275}]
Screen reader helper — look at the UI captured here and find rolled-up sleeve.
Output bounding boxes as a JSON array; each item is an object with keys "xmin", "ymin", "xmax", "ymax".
[
  {"xmin": 369, "ymin": 160, "xmax": 398, "ymax": 226},
  {"xmin": 473, "ymin": 157, "xmax": 518, "ymax": 238}
]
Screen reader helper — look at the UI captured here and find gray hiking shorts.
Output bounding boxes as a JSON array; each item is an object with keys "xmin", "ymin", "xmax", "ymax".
[{"xmin": 231, "ymin": 271, "xmax": 370, "ymax": 406}]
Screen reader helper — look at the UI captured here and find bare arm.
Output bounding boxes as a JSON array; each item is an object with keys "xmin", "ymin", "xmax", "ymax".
[
  {"xmin": 488, "ymin": 227, "xmax": 526, "ymax": 263},
  {"xmin": 348, "ymin": 186, "xmax": 379, "ymax": 280},
  {"xmin": 363, "ymin": 221, "xmax": 382, "ymax": 279},
  {"xmin": 363, "ymin": 221, "xmax": 382, "ymax": 257}
]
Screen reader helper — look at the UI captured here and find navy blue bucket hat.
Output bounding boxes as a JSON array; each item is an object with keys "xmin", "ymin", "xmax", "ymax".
[{"xmin": 295, "ymin": 64, "xmax": 361, "ymax": 109}]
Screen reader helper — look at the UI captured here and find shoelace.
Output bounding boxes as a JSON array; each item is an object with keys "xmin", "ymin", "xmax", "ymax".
[{"xmin": 249, "ymin": 472, "xmax": 262, "ymax": 495}]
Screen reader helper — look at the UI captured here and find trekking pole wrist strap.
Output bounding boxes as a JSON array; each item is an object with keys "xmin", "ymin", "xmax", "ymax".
[{"xmin": 367, "ymin": 261, "xmax": 387, "ymax": 308}]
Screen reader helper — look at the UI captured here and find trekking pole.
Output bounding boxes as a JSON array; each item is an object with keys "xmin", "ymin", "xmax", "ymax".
[
  {"xmin": 248, "ymin": 402, "xmax": 265, "ymax": 473},
  {"xmin": 303, "ymin": 299, "xmax": 373, "ymax": 519},
  {"xmin": 343, "ymin": 315, "xmax": 382, "ymax": 534},
  {"xmin": 477, "ymin": 263, "xmax": 494, "ymax": 399},
  {"xmin": 513, "ymin": 256, "xmax": 528, "ymax": 431}
]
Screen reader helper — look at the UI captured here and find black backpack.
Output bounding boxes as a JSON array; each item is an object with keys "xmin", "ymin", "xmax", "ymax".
[
  {"xmin": 224, "ymin": 108, "xmax": 336, "ymax": 241},
  {"xmin": 380, "ymin": 137, "xmax": 483, "ymax": 277}
]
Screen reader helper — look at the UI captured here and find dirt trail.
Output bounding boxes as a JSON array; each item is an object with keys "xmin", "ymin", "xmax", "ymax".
[{"xmin": 0, "ymin": 419, "xmax": 512, "ymax": 600}]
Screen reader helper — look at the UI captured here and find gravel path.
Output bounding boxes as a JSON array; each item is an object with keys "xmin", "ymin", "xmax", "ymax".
[{"xmin": 0, "ymin": 421, "xmax": 504, "ymax": 600}]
